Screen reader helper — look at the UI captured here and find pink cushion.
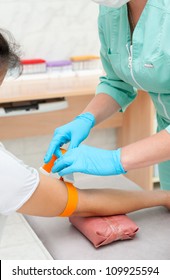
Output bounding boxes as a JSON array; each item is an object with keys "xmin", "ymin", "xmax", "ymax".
[{"xmin": 69, "ymin": 215, "xmax": 139, "ymax": 248}]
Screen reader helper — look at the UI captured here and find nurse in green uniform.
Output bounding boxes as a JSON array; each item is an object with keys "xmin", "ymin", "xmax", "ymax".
[{"xmin": 44, "ymin": 0, "xmax": 170, "ymax": 190}]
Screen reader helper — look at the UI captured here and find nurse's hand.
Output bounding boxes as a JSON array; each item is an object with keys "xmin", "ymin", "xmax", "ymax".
[
  {"xmin": 44, "ymin": 112, "xmax": 95, "ymax": 163},
  {"xmin": 51, "ymin": 144, "xmax": 127, "ymax": 176}
]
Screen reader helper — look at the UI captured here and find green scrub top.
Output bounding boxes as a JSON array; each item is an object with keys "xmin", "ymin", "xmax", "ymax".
[{"xmin": 96, "ymin": 0, "xmax": 170, "ymax": 189}]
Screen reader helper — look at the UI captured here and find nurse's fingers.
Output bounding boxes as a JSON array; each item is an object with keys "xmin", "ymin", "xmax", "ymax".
[
  {"xmin": 52, "ymin": 154, "xmax": 73, "ymax": 173},
  {"xmin": 68, "ymin": 135, "xmax": 82, "ymax": 150},
  {"xmin": 59, "ymin": 166, "xmax": 76, "ymax": 176},
  {"xmin": 44, "ymin": 136, "xmax": 64, "ymax": 163},
  {"xmin": 54, "ymin": 147, "xmax": 62, "ymax": 158}
]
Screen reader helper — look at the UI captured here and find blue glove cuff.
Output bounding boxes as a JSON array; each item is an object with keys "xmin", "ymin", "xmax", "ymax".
[
  {"xmin": 75, "ymin": 112, "xmax": 96, "ymax": 128},
  {"xmin": 113, "ymin": 148, "xmax": 127, "ymax": 175}
]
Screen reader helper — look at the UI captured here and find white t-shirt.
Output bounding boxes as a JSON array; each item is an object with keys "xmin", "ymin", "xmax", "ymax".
[{"xmin": 0, "ymin": 142, "xmax": 39, "ymax": 215}]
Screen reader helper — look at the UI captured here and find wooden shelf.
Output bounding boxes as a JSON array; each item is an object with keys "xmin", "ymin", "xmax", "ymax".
[
  {"xmin": 0, "ymin": 75, "xmax": 123, "ymax": 139},
  {"xmin": 0, "ymin": 74, "xmax": 101, "ymax": 102}
]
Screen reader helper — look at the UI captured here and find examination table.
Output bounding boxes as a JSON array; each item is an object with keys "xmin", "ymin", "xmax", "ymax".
[{"xmin": 25, "ymin": 174, "xmax": 170, "ymax": 260}]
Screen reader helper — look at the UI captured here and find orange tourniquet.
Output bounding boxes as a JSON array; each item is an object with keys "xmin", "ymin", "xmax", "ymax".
[
  {"xmin": 42, "ymin": 148, "xmax": 78, "ymax": 217},
  {"xmin": 59, "ymin": 180, "xmax": 78, "ymax": 217},
  {"xmin": 42, "ymin": 154, "xmax": 57, "ymax": 173},
  {"xmin": 42, "ymin": 148, "xmax": 66, "ymax": 174}
]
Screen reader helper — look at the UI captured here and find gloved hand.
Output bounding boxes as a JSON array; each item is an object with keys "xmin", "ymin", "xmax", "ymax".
[
  {"xmin": 51, "ymin": 144, "xmax": 127, "ymax": 176},
  {"xmin": 44, "ymin": 112, "xmax": 95, "ymax": 163}
]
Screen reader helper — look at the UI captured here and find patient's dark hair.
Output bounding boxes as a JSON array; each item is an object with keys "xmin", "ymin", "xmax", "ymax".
[{"xmin": 0, "ymin": 28, "xmax": 22, "ymax": 76}]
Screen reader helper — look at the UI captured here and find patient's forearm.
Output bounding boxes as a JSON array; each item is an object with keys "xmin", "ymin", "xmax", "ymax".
[
  {"xmin": 18, "ymin": 173, "xmax": 169, "ymax": 217},
  {"xmin": 77, "ymin": 189, "xmax": 168, "ymax": 216}
]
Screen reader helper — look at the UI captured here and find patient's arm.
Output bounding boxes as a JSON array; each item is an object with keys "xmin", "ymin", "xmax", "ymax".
[
  {"xmin": 18, "ymin": 174, "xmax": 68, "ymax": 217},
  {"xmin": 17, "ymin": 173, "xmax": 170, "ymax": 217}
]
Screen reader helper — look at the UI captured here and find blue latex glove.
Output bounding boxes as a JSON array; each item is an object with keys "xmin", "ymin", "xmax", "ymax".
[
  {"xmin": 44, "ymin": 112, "xmax": 95, "ymax": 163},
  {"xmin": 52, "ymin": 144, "xmax": 127, "ymax": 176}
]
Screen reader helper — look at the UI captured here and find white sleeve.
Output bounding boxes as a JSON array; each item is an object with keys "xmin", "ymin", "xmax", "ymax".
[{"xmin": 0, "ymin": 143, "xmax": 39, "ymax": 215}]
